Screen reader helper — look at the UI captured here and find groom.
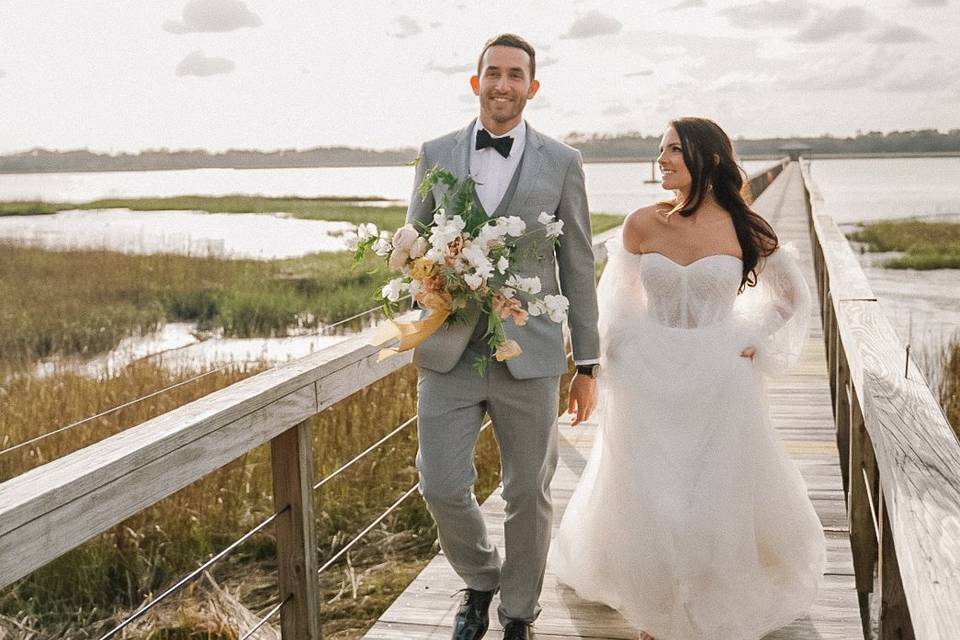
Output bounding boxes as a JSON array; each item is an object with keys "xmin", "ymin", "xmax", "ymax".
[{"xmin": 406, "ymin": 34, "xmax": 600, "ymax": 640}]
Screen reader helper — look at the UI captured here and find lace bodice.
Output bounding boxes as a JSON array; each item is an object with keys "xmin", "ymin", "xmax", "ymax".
[
  {"xmin": 597, "ymin": 237, "xmax": 812, "ymax": 374},
  {"xmin": 638, "ymin": 253, "xmax": 743, "ymax": 328}
]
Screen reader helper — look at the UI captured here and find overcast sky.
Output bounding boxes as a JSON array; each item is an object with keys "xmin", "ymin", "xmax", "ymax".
[{"xmin": 0, "ymin": 0, "xmax": 957, "ymax": 154}]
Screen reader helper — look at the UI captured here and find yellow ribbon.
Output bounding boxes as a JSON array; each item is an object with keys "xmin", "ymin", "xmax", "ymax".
[{"xmin": 368, "ymin": 309, "xmax": 451, "ymax": 362}]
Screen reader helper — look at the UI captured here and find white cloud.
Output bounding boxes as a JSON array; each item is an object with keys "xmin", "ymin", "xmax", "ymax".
[
  {"xmin": 539, "ymin": 55, "xmax": 560, "ymax": 68},
  {"xmin": 0, "ymin": 69, "xmax": 6, "ymax": 79},
  {"xmin": 778, "ymin": 49, "xmax": 894, "ymax": 91},
  {"xmin": 669, "ymin": 0, "xmax": 705, "ymax": 9},
  {"xmin": 910, "ymin": 0, "xmax": 947, "ymax": 5},
  {"xmin": 426, "ymin": 61, "xmax": 473, "ymax": 75},
  {"xmin": 560, "ymin": 10, "xmax": 623, "ymax": 39},
  {"xmin": 163, "ymin": 0, "xmax": 262, "ymax": 34},
  {"xmin": 602, "ymin": 103, "xmax": 631, "ymax": 116},
  {"xmin": 528, "ymin": 98, "xmax": 552, "ymax": 110},
  {"xmin": 721, "ymin": 0, "xmax": 811, "ymax": 28},
  {"xmin": 625, "ymin": 69, "xmax": 654, "ymax": 77},
  {"xmin": 868, "ymin": 25, "xmax": 929, "ymax": 42},
  {"xmin": 390, "ymin": 15, "xmax": 422, "ymax": 39},
  {"xmin": 792, "ymin": 6, "xmax": 870, "ymax": 42},
  {"xmin": 175, "ymin": 50, "xmax": 235, "ymax": 77}
]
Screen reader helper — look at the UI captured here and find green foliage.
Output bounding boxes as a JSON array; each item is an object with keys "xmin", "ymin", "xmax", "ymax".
[
  {"xmin": 847, "ymin": 220, "xmax": 960, "ymax": 270},
  {"xmin": 0, "ymin": 245, "xmax": 385, "ymax": 372}
]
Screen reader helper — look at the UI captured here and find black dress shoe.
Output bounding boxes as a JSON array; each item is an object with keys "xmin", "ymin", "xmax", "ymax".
[
  {"xmin": 502, "ymin": 620, "xmax": 534, "ymax": 640},
  {"xmin": 451, "ymin": 588, "xmax": 496, "ymax": 640}
]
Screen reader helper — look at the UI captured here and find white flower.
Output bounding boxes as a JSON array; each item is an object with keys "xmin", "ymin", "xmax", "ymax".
[
  {"xmin": 464, "ymin": 272, "xmax": 484, "ymax": 290},
  {"xmin": 497, "ymin": 255, "xmax": 510, "ymax": 274},
  {"xmin": 408, "ymin": 279, "xmax": 424, "ymax": 298},
  {"xmin": 478, "ymin": 221, "xmax": 509, "ymax": 247},
  {"xmin": 527, "ymin": 299, "xmax": 546, "ymax": 317},
  {"xmin": 381, "ymin": 277, "xmax": 408, "ymax": 302},
  {"xmin": 501, "ymin": 216, "xmax": 526, "ymax": 237},
  {"xmin": 357, "ymin": 222, "xmax": 378, "ymax": 241},
  {"xmin": 545, "ymin": 220, "xmax": 564, "ymax": 239},
  {"xmin": 506, "ymin": 274, "xmax": 542, "ymax": 295},
  {"xmin": 343, "ymin": 231, "xmax": 359, "ymax": 251},
  {"xmin": 543, "ymin": 294, "xmax": 569, "ymax": 323},
  {"xmin": 392, "ymin": 224, "xmax": 419, "ymax": 252},
  {"xmin": 500, "ymin": 287, "xmax": 516, "ymax": 299},
  {"xmin": 409, "ymin": 236, "xmax": 429, "ymax": 259},
  {"xmin": 429, "ymin": 214, "xmax": 466, "ymax": 255},
  {"xmin": 372, "ymin": 237, "xmax": 392, "ymax": 256},
  {"xmin": 538, "ymin": 211, "xmax": 553, "ymax": 225}
]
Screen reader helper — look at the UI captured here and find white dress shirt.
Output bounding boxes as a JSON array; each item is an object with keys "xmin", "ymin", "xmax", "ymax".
[
  {"xmin": 469, "ymin": 119, "xmax": 599, "ymax": 371},
  {"xmin": 470, "ymin": 119, "xmax": 526, "ymax": 215}
]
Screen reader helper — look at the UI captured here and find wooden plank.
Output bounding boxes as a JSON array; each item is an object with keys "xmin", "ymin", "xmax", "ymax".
[
  {"xmin": 271, "ymin": 421, "xmax": 322, "ymax": 640},
  {"xmin": 0, "ymin": 384, "xmax": 316, "ymax": 587}
]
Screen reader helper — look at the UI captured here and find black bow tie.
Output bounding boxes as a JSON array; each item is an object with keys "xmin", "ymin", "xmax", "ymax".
[{"xmin": 476, "ymin": 128, "xmax": 514, "ymax": 158}]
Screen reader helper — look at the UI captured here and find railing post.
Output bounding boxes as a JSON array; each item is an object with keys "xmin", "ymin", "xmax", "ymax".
[
  {"xmin": 835, "ymin": 340, "xmax": 851, "ymax": 492},
  {"xmin": 878, "ymin": 488, "xmax": 915, "ymax": 640},
  {"xmin": 271, "ymin": 420, "xmax": 322, "ymax": 639},
  {"xmin": 848, "ymin": 392, "xmax": 878, "ymax": 637}
]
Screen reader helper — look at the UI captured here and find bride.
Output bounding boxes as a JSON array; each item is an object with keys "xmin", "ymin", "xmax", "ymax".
[{"xmin": 553, "ymin": 117, "xmax": 826, "ymax": 639}]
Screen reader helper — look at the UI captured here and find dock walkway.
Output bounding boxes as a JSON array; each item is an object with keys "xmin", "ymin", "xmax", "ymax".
[{"xmin": 362, "ymin": 163, "xmax": 864, "ymax": 639}]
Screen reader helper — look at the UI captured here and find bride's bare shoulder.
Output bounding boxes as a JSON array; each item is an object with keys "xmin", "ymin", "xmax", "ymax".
[{"xmin": 623, "ymin": 202, "xmax": 671, "ymax": 254}]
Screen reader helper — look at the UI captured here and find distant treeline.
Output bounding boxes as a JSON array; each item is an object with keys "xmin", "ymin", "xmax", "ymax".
[
  {"xmin": 568, "ymin": 128, "xmax": 960, "ymax": 161},
  {"xmin": 2, "ymin": 129, "xmax": 959, "ymax": 173}
]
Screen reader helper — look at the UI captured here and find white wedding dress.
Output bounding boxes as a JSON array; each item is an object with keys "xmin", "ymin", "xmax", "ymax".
[{"xmin": 552, "ymin": 238, "xmax": 826, "ymax": 639}]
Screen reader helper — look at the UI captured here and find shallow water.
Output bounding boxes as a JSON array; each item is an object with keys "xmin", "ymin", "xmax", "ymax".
[{"xmin": 0, "ymin": 208, "xmax": 356, "ymax": 258}]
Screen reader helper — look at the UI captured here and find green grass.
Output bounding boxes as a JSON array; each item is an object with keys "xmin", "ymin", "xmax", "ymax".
[
  {"xmin": 1, "ymin": 196, "xmax": 625, "ymax": 243},
  {"xmin": 0, "ymin": 245, "xmax": 388, "ymax": 372},
  {"xmin": 847, "ymin": 219, "xmax": 960, "ymax": 269}
]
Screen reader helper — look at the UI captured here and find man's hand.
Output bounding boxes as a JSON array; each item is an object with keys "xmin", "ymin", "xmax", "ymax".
[{"xmin": 567, "ymin": 373, "xmax": 598, "ymax": 427}]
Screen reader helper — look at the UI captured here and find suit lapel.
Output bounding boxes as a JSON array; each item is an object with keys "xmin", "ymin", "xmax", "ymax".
[
  {"xmin": 447, "ymin": 119, "xmax": 475, "ymax": 180},
  {"xmin": 504, "ymin": 122, "xmax": 544, "ymax": 219}
]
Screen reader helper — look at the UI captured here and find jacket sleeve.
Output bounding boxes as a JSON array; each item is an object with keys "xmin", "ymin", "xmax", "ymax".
[{"xmin": 555, "ymin": 150, "xmax": 601, "ymax": 362}]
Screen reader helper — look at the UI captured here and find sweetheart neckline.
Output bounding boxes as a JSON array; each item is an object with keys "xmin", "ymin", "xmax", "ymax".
[{"xmin": 634, "ymin": 252, "xmax": 743, "ymax": 268}]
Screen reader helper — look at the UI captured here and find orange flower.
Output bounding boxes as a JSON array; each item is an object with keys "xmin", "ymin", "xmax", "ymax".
[
  {"xmin": 409, "ymin": 257, "xmax": 437, "ymax": 280},
  {"xmin": 492, "ymin": 294, "xmax": 529, "ymax": 327}
]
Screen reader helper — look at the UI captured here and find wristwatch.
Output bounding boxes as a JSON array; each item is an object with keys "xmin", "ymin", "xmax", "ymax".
[{"xmin": 576, "ymin": 363, "xmax": 600, "ymax": 378}]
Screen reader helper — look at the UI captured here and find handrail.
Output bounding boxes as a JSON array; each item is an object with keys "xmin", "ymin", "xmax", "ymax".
[
  {"xmin": 799, "ymin": 159, "xmax": 960, "ymax": 639},
  {"xmin": 0, "ymin": 162, "xmax": 786, "ymax": 638}
]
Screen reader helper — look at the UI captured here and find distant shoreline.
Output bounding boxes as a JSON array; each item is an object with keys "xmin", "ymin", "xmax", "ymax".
[{"xmin": 1, "ymin": 152, "xmax": 958, "ymax": 174}]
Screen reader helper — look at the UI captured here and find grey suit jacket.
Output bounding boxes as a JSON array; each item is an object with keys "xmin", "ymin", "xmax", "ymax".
[{"xmin": 406, "ymin": 119, "xmax": 600, "ymax": 380}]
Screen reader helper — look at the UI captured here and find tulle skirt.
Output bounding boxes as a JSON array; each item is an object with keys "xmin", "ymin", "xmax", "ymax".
[{"xmin": 551, "ymin": 316, "xmax": 826, "ymax": 639}]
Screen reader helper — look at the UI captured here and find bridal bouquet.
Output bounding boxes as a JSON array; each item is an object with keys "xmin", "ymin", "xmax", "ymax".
[{"xmin": 346, "ymin": 165, "xmax": 569, "ymax": 374}]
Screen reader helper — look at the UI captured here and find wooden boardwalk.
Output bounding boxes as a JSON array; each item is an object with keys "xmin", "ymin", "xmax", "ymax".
[{"xmin": 363, "ymin": 163, "xmax": 864, "ymax": 639}]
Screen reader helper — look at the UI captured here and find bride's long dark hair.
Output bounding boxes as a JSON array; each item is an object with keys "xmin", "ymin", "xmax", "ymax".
[{"xmin": 666, "ymin": 117, "xmax": 778, "ymax": 292}]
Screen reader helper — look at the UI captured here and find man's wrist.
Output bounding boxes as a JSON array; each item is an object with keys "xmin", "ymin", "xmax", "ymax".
[{"xmin": 575, "ymin": 363, "xmax": 600, "ymax": 378}]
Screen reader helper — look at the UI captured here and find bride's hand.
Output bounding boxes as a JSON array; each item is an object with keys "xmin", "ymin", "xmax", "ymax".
[{"xmin": 740, "ymin": 346, "xmax": 757, "ymax": 359}]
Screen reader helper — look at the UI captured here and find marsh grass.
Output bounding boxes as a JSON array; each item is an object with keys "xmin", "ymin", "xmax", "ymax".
[
  {"xmin": 0, "ymin": 359, "xmax": 510, "ymax": 636},
  {"xmin": 847, "ymin": 219, "xmax": 960, "ymax": 269},
  {"xmin": 0, "ymin": 244, "xmax": 386, "ymax": 372}
]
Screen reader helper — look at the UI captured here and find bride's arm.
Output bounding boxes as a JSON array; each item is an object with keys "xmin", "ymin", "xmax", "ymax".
[{"xmin": 740, "ymin": 243, "xmax": 812, "ymax": 373}]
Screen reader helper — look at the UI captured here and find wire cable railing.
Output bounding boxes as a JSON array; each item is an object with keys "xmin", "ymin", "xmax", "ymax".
[
  {"xmin": 98, "ymin": 506, "xmax": 288, "ymax": 640},
  {"xmin": 239, "ymin": 596, "xmax": 290, "ymax": 640},
  {"xmin": 313, "ymin": 415, "xmax": 417, "ymax": 491},
  {"xmin": 0, "ymin": 300, "xmax": 400, "ymax": 459}
]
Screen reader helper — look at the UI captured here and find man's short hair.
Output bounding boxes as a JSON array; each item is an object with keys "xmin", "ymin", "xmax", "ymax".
[{"xmin": 477, "ymin": 33, "xmax": 536, "ymax": 80}]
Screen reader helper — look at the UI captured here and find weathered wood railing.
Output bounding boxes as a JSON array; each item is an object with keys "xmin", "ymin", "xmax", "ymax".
[
  {"xmin": 800, "ymin": 160, "xmax": 960, "ymax": 640},
  {"xmin": 0, "ymin": 163, "xmax": 784, "ymax": 639}
]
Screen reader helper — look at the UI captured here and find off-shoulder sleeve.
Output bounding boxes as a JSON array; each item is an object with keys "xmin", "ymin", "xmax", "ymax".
[
  {"xmin": 597, "ymin": 237, "xmax": 646, "ymax": 366},
  {"xmin": 734, "ymin": 242, "xmax": 812, "ymax": 375}
]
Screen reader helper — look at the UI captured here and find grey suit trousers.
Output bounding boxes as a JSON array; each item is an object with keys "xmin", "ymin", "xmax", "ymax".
[{"xmin": 416, "ymin": 332, "xmax": 561, "ymax": 625}]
